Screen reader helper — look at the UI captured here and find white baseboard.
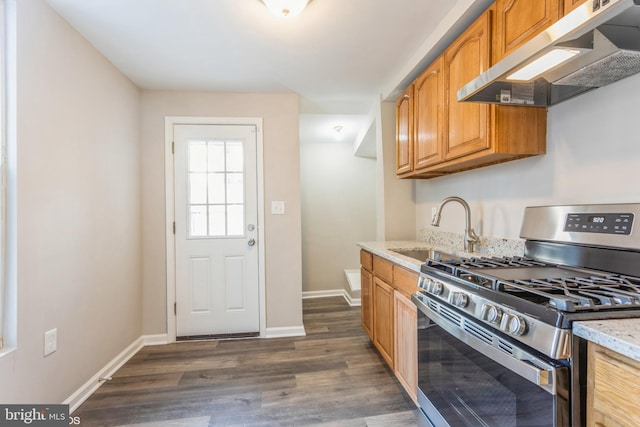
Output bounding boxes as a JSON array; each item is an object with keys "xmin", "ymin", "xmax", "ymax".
[
  {"xmin": 302, "ymin": 290, "xmax": 344, "ymax": 299},
  {"xmin": 265, "ymin": 325, "xmax": 306, "ymax": 338},
  {"xmin": 343, "ymin": 292, "xmax": 361, "ymax": 307},
  {"xmin": 303, "ymin": 289, "xmax": 361, "ymax": 307},
  {"xmin": 143, "ymin": 333, "xmax": 169, "ymax": 346},
  {"xmin": 64, "ymin": 336, "xmax": 145, "ymax": 414}
]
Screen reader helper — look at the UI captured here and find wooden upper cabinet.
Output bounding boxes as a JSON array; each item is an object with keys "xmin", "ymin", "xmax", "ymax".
[
  {"xmin": 396, "ymin": 84, "xmax": 414, "ymax": 176},
  {"xmin": 413, "ymin": 56, "xmax": 444, "ymax": 171},
  {"xmin": 444, "ymin": 10, "xmax": 491, "ymax": 161},
  {"xmin": 563, "ymin": 0, "xmax": 588, "ymax": 16},
  {"xmin": 395, "ymin": 4, "xmax": 547, "ymax": 179},
  {"xmin": 494, "ymin": 0, "xmax": 561, "ymax": 62}
]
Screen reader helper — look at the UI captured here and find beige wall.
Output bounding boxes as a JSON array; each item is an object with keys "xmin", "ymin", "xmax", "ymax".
[
  {"xmin": 0, "ymin": 0, "xmax": 142, "ymax": 403},
  {"xmin": 300, "ymin": 133, "xmax": 376, "ymax": 293},
  {"xmin": 416, "ymin": 72, "xmax": 640, "ymax": 241},
  {"xmin": 377, "ymin": 101, "xmax": 416, "ymax": 241},
  {"xmin": 140, "ymin": 91, "xmax": 303, "ymax": 334}
]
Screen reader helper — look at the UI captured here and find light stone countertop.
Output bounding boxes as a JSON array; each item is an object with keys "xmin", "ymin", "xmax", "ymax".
[
  {"xmin": 573, "ymin": 319, "xmax": 640, "ymax": 362},
  {"xmin": 357, "ymin": 234, "xmax": 525, "ymax": 273},
  {"xmin": 356, "ymin": 240, "xmax": 481, "ymax": 273}
]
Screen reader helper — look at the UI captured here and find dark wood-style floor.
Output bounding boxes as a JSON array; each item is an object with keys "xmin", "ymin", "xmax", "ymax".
[{"xmin": 74, "ymin": 297, "xmax": 418, "ymax": 426}]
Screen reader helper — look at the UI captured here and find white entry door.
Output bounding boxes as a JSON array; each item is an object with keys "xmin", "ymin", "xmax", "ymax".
[{"xmin": 173, "ymin": 124, "xmax": 259, "ymax": 337}]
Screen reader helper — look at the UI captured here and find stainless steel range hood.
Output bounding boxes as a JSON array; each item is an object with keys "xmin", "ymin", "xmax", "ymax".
[{"xmin": 458, "ymin": 0, "xmax": 640, "ymax": 106}]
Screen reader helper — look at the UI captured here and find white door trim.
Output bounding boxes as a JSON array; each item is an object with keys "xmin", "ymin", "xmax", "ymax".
[{"xmin": 164, "ymin": 116, "xmax": 266, "ymax": 342}]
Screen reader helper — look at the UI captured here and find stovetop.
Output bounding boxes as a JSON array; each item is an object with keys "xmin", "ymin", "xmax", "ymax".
[
  {"xmin": 415, "ymin": 203, "xmax": 640, "ymax": 359},
  {"xmin": 425, "ymin": 255, "xmax": 640, "ymax": 313}
]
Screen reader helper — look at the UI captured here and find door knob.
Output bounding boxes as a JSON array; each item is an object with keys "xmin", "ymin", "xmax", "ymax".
[{"xmin": 248, "ymin": 238, "xmax": 256, "ymax": 246}]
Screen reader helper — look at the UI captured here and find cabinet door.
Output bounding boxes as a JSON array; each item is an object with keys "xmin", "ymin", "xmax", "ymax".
[
  {"xmin": 494, "ymin": 0, "xmax": 561, "ymax": 62},
  {"xmin": 414, "ymin": 56, "xmax": 444, "ymax": 170},
  {"xmin": 587, "ymin": 342, "xmax": 640, "ymax": 426},
  {"xmin": 373, "ymin": 277, "xmax": 394, "ymax": 369},
  {"xmin": 444, "ymin": 10, "xmax": 491, "ymax": 161},
  {"xmin": 361, "ymin": 267, "xmax": 373, "ymax": 340},
  {"xmin": 394, "ymin": 291, "xmax": 417, "ymax": 403},
  {"xmin": 396, "ymin": 85, "xmax": 414, "ymax": 176},
  {"xmin": 563, "ymin": 0, "xmax": 588, "ymax": 16}
]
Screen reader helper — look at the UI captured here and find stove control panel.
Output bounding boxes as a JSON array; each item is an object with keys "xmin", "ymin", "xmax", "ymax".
[{"xmin": 564, "ymin": 212, "xmax": 634, "ymax": 235}]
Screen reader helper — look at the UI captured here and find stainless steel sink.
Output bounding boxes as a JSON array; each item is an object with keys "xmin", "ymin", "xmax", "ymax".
[{"xmin": 390, "ymin": 248, "xmax": 456, "ymax": 262}]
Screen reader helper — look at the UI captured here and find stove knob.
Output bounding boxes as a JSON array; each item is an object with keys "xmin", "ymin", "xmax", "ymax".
[
  {"xmin": 430, "ymin": 281, "xmax": 443, "ymax": 295},
  {"xmin": 418, "ymin": 276, "xmax": 428, "ymax": 290},
  {"xmin": 483, "ymin": 304, "xmax": 502, "ymax": 324},
  {"xmin": 451, "ymin": 292, "xmax": 469, "ymax": 308},
  {"xmin": 507, "ymin": 315, "xmax": 527, "ymax": 336}
]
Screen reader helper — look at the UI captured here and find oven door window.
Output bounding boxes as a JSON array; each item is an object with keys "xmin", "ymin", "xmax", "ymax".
[{"xmin": 418, "ymin": 316, "xmax": 558, "ymax": 427}]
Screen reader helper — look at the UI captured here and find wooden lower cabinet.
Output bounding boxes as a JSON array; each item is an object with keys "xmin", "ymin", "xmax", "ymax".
[
  {"xmin": 361, "ymin": 267, "xmax": 373, "ymax": 339},
  {"xmin": 587, "ymin": 342, "xmax": 640, "ymax": 426},
  {"xmin": 394, "ymin": 290, "xmax": 418, "ymax": 403},
  {"xmin": 360, "ymin": 250, "xmax": 419, "ymax": 403},
  {"xmin": 373, "ymin": 277, "xmax": 395, "ymax": 369}
]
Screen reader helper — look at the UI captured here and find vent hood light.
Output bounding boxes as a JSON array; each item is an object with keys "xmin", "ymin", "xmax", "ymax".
[
  {"xmin": 458, "ymin": 0, "xmax": 640, "ymax": 107},
  {"xmin": 507, "ymin": 49, "xmax": 582, "ymax": 81}
]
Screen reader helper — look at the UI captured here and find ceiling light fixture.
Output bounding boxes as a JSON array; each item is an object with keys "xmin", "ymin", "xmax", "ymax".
[{"xmin": 262, "ymin": 0, "xmax": 310, "ymax": 18}]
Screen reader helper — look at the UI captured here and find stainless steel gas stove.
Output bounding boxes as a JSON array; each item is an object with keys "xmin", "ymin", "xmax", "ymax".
[{"xmin": 412, "ymin": 203, "xmax": 640, "ymax": 427}]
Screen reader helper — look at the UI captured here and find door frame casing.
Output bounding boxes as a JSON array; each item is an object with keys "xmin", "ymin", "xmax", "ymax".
[{"xmin": 164, "ymin": 116, "xmax": 266, "ymax": 342}]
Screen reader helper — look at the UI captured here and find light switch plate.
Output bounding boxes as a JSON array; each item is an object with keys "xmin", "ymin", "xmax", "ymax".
[
  {"xmin": 44, "ymin": 328, "xmax": 57, "ymax": 356},
  {"xmin": 271, "ymin": 201, "xmax": 286, "ymax": 215}
]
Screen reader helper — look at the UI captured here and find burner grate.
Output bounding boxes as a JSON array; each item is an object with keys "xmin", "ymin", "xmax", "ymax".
[
  {"xmin": 506, "ymin": 275, "xmax": 640, "ymax": 311},
  {"xmin": 425, "ymin": 254, "xmax": 640, "ymax": 313}
]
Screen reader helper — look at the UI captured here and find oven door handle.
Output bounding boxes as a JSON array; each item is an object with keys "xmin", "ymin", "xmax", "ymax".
[{"xmin": 413, "ymin": 293, "xmax": 556, "ymax": 394}]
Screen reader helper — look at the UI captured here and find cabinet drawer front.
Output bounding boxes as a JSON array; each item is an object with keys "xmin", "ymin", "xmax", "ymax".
[
  {"xmin": 373, "ymin": 255, "xmax": 393, "ymax": 283},
  {"xmin": 394, "ymin": 265, "xmax": 419, "ymax": 297},
  {"xmin": 360, "ymin": 250, "xmax": 373, "ymax": 272}
]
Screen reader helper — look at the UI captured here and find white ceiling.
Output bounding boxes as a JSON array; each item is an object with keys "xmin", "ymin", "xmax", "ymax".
[{"xmin": 46, "ymin": 0, "xmax": 492, "ymax": 149}]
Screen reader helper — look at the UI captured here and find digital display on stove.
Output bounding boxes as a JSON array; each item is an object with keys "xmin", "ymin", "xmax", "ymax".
[{"xmin": 564, "ymin": 213, "xmax": 633, "ymax": 235}]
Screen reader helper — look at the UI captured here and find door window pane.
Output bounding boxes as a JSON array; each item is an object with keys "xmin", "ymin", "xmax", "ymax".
[
  {"xmin": 208, "ymin": 141, "xmax": 225, "ymax": 172},
  {"xmin": 189, "ymin": 141, "xmax": 207, "ymax": 172},
  {"xmin": 209, "ymin": 205, "xmax": 226, "ymax": 236},
  {"xmin": 187, "ymin": 139, "xmax": 246, "ymax": 237},
  {"xmin": 190, "ymin": 205, "xmax": 208, "ymax": 237},
  {"xmin": 226, "ymin": 173, "xmax": 243, "ymax": 204},
  {"xmin": 208, "ymin": 173, "xmax": 225, "ymax": 204},
  {"xmin": 189, "ymin": 173, "xmax": 207, "ymax": 204},
  {"xmin": 226, "ymin": 141, "xmax": 244, "ymax": 172}
]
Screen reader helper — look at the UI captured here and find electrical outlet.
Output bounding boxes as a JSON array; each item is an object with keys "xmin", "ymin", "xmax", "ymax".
[{"xmin": 44, "ymin": 328, "xmax": 57, "ymax": 356}]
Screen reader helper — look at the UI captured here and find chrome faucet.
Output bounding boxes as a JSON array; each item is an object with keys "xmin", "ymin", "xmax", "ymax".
[{"xmin": 431, "ymin": 196, "xmax": 480, "ymax": 253}]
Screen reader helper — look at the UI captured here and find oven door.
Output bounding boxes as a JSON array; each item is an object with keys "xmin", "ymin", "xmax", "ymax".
[{"xmin": 412, "ymin": 293, "xmax": 570, "ymax": 427}]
